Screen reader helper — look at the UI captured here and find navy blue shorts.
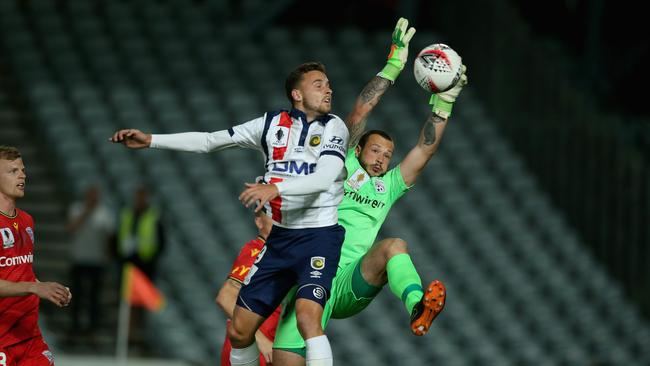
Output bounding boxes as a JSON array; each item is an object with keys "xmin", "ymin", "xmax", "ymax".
[{"xmin": 236, "ymin": 224, "xmax": 345, "ymax": 318}]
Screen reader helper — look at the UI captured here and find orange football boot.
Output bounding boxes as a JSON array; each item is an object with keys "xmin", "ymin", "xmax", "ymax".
[{"xmin": 410, "ymin": 280, "xmax": 446, "ymax": 336}]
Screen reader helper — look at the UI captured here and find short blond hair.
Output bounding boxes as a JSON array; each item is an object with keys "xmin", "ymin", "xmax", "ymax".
[{"xmin": 0, "ymin": 146, "xmax": 21, "ymax": 161}]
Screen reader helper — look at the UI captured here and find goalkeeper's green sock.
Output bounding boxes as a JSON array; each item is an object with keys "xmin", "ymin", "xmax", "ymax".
[{"xmin": 386, "ymin": 253, "xmax": 423, "ymax": 314}]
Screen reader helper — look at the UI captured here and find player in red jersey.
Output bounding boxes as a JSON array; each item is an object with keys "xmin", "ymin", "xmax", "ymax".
[
  {"xmin": 216, "ymin": 209, "xmax": 280, "ymax": 365},
  {"xmin": 0, "ymin": 146, "xmax": 72, "ymax": 366}
]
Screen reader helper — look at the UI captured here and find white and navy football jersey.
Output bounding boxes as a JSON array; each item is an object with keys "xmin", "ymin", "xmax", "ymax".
[{"xmin": 228, "ymin": 109, "xmax": 349, "ymax": 229}]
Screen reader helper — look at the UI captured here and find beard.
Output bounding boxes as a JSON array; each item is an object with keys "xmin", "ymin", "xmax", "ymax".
[{"xmin": 304, "ymin": 98, "xmax": 331, "ymax": 116}]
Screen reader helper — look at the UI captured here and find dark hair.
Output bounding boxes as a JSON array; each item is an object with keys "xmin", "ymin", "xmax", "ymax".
[
  {"xmin": 357, "ymin": 130, "xmax": 393, "ymax": 149},
  {"xmin": 0, "ymin": 146, "xmax": 21, "ymax": 161},
  {"xmin": 285, "ymin": 62, "xmax": 327, "ymax": 104}
]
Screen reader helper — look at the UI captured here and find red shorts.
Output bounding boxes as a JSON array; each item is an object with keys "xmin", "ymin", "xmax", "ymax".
[{"xmin": 0, "ymin": 336, "xmax": 54, "ymax": 366}]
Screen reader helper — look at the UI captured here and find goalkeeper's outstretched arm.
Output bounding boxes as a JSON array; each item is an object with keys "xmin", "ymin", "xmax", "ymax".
[
  {"xmin": 399, "ymin": 66, "xmax": 468, "ymax": 186},
  {"xmin": 345, "ymin": 17, "xmax": 415, "ymax": 148}
]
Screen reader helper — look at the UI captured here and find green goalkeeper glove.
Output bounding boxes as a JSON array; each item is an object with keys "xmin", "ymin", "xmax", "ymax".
[
  {"xmin": 378, "ymin": 17, "xmax": 416, "ymax": 83},
  {"xmin": 430, "ymin": 64, "xmax": 468, "ymax": 119}
]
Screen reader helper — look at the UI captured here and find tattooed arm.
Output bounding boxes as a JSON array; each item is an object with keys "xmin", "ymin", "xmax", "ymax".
[
  {"xmin": 398, "ymin": 65, "xmax": 468, "ymax": 186},
  {"xmin": 398, "ymin": 113, "xmax": 449, "ymax": 186},
  {"xmin": 345, "ymin": 76, "xmax": 392, "ymax": 148}
]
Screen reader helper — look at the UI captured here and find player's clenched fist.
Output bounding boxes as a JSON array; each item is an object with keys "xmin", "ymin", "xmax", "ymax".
[
  {"xmin": 31, "ymin": 281, "xmax": 72, "ymax": 307},
  {"xmin": 109, "ymin": 129, "xmax": 152, "ymax": 149}
]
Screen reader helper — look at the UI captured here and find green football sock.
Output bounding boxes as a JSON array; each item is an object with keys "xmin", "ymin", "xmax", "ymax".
[{"xmin": 386, "ymin": 253, "xmax": 423, "ymax": 314}]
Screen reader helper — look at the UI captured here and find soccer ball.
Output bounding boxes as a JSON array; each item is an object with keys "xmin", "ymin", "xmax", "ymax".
[{"xmin": 413, "ymin": 43, "xmax": 463, "ymax": 93}]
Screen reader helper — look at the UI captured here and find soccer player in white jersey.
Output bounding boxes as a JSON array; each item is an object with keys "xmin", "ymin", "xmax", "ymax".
[
  {"xmin": 272, "ymin": 18, "xmax": 468, "ymax": 365},
  {"xmin": 111, "ymin": 62, "xmax": 349, "ymax": 365}
]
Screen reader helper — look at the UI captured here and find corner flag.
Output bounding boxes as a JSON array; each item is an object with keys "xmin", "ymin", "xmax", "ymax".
[{"xmin": 121, "ymin": 262, "xmax": 165, "ymax": 311}]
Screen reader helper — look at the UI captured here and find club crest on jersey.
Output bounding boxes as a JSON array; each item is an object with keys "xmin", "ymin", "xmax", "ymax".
[
  {"xmin": 374, "ymin": 179, "xmax": 386, "ymax": 193},
  {"xmin": 1, "ymin": 228, "xmax": 15, "ymax": 249},
  {"xmin": 311, "ymin": 256, "xmax": 325, "ymax": 270},
  {"xmin": 309, "ymin": 134, "xmax": 321, "ymax": 147},
  {"xmin": 271, "ymin": 127, "xmax": 290, "ymax": 147},
  {"xmin": 26, "ymin": 227, "xmax": 34, "ymax": 244},
  {"xmin": 346, "ymin": 168, "xmax": 370, "ymax": 191}
]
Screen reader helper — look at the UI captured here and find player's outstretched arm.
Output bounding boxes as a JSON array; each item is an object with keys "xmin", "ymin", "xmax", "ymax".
[
  {"xmin": 400, "ymin": 66, "xmax": 468, "ymax": 186},
  {"xmin": 0, "ymin": 279, "xmax": 71, "ymax": 307},
  {"xmin": 109, "ymin": 129, "xmax": 152, "ymax": 149},
  {"xmin": 109, "ymin": 128, "xmax": 239, "ymax": 153},
  {"xmin": 346, "ymin": 17, "xmax": 415, "ymax": 147}
]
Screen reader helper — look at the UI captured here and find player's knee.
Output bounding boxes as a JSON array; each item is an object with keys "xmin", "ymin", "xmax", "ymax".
[
  {"xmin": 227, "ymin": 322, "xmax": 255, "ymax": 347},
  {"xmin": 296, "ymin": 311, "xmax": 322, "ymax": 339},
  {"xmin": 382, "ymin": 238, "xmax": 408, "ymax": 259},
  {"xmin": 295, "ymin": 301, "xmax": 323, "ymax": 339}
]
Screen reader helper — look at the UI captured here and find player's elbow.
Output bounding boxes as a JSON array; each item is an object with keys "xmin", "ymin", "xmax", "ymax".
[
  {"xmin": 215, "ymin": 292, "xmax": 225, "ymax": 310},
  {"xmin": 215, "ymin": 287, "xmax": 233, "ymax": 314}
]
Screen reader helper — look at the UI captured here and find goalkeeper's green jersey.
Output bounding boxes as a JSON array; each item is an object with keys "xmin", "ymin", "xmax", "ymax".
[{"xmin": 337, "ymin": 149, "xmax": 410, "ymax": 268}]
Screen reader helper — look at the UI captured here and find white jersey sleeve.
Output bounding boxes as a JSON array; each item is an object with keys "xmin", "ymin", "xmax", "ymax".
[
  {"xmin": 150, "ymin": 130, "xmax": 236, "ymax": 153},
  {"xmin": 274, "ymin": 117, "xmax": 348, "ymax": 195},
  {"xmin": 149, "ymin": 116, "xmax": 266, "ymax": 152},
  {"xmin": 227, "ymin": 116, "xmax": 266, "ymax": 150},
  {"xmin": 275, "ymin": 154, "xmax": 345, "ymax": 195}
]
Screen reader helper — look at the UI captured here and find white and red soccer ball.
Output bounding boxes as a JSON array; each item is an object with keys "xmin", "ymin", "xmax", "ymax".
[{"xmin": 413, "ymin": 43, "xmax": 463, "ymax": 93}]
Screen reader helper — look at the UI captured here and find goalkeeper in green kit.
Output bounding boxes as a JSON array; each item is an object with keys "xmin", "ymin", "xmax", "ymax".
[{"xmin": 272, "ymin": 17, "xmax": 468, "ymax": 365}]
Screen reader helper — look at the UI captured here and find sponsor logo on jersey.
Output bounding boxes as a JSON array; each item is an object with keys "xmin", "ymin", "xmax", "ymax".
[
  {"xmin": 292, "ymin": 146, "xmax": 305, "ymax": 153},
  {"xmin": 253, "ymin": 246, "xmax": 267, "ymax": 264},
  {"xmin": 310, "ymin": 270, "xmax": 322, "ymax": 279},
  {"xmin": 231, "ymin": 265, "xmax": 251, "ymax": 278},
  {"xmin": 26, "ymin": 227, "xmax": 34, "ymax": 244},
  {"xmin": 309, "ymin": 134, "xmax": 321, "ymax": 146},
  {"xmin": 344, "ymin": 189, "xmax": 387, "ymax": 209},
  {"xmin": 271, "ymin": 127, "xmax": 290, "ymax": 147},
  {"xmin": 1, "ymin": 228, "xmax": 14, "ymax": 249},
  {"xmin": 374, "ymin": 179, "xmax": 386, "ymax": 193},
  {"xmin": 311, "ymin": 256, "xmax": 325, "ymax": 270},
  {"xmin": 0, "ymin": 253, "xmax": 34, "ymax": 267},
  {"xmin": 312, "ymin": 286, "xmax": 325, "ymax": 300},
  {"xmin": 346, "ymin": 168, "xmax": 370, "ymax": 191},
  {"xmin": 322, "ymin": 136, "xmax": 346, "ymax": 154},
  {"xmin": 250, "ymin": 248, "xmax": 261, "ymax": 258},
  {"xmin": 323, "ymin": 143, "xmax": 346, "ymax": 154},
  {"xmin": 270, "ymin": 161, "xmax": 316, "ymax": 176}
]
